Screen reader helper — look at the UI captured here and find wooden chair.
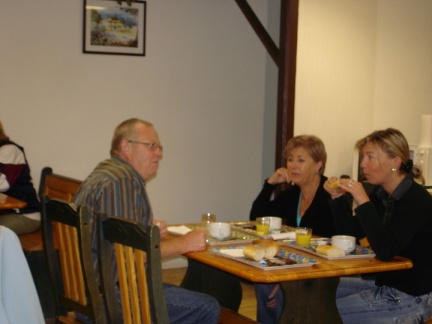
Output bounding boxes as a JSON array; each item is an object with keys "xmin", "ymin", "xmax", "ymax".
[
  {"xmin": 18, "ymin": 167, "xmax": 84, "ymax": 320},
  {"xmin": 19, "ymin": 167, "xmax": 82, "ymax": 253},
  {"xmin": 97, "ymin": 216, "xmax": 169, "ymax": 324},
  {"xmin": 42, "ymin": 196, "xmax": 105, "ymax": 323}
]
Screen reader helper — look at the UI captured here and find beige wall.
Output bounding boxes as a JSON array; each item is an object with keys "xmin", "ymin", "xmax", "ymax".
[{"xmin": 292, "ymin": 0, "xmax": 432, "ymax": 179}]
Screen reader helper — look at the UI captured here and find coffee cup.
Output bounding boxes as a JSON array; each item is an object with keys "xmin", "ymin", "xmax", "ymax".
[
  {"xmin": 331, "ymin": 235, "xmax": 356, "ymax": 254},
  {"xmin": 209, "ymin": 222, "xmax": 231, "ymax": 240},
  {"xmin": 266, "ymin": 216, "xmax": 282, "ymax": 234}
]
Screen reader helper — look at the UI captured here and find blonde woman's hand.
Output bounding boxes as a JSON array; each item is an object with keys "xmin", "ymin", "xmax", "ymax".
[
  {"xmin": 337, "ymin": 178, "xmax": 370, "ymax": 206},
  {"xmin": 324, "ymin": 177, "xmax": 345, "ymax": 199},
  {"xmin": 267, "ymin": 168, "xmax": 290, "ymax": 185}
]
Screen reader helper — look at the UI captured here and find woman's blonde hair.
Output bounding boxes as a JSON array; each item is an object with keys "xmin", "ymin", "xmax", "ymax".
[
  {"xmin": 355, "ymin": 128, "xmax": 424, "ymax": 183},
  {"xmin": 284, "ymin": 135, "xmax": 327, "ymax": 174}
]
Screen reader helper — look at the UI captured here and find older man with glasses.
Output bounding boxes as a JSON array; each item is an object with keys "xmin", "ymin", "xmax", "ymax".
[{"xmin": 74, "ymin": 118, "xmax": 220, "ymax": 323}]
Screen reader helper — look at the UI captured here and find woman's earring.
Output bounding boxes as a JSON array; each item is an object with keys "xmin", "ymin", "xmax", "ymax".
[{"xmin": 391, "ymin": 167, "xmax": 397, "ymax": 172}]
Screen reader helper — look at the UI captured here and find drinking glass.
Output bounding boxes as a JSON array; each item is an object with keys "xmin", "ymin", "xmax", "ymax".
[
  {"xmin": 201, "ymin": 213, "xmax": 216, "ymax": 231},
  {"xmin": 296, "ymin": 227, "xmax": 312, "ymax": 247},
  {"xmin": 255, "ymin": 217, "xmax": 270, "ymax": 235}
]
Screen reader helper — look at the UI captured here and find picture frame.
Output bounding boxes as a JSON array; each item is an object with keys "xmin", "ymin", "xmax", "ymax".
[{"xmin": 83, "ymin": 0, "xmax": 146, "ymax": 56}]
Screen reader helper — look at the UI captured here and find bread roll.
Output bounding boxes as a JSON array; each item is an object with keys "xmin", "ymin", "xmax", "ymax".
[
  {"xmin": 264, "ymin": 244, "xmax": 279, "ymax": 259},
  {"xmin": 316, "ymin": 245, "xmax": 345, "ymax": 257},
  {"xmin": 243, "ymin": 245, "xmax": 266, "ymax": 261},
  {"xmin": 330, "ymin": 181, "xmax": 340, "ymax": 189}
]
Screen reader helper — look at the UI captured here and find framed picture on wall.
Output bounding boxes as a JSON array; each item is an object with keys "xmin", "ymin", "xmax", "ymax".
[{"xmin": 83, "ymin": 0, "xmax": 146, "ymax": 56}]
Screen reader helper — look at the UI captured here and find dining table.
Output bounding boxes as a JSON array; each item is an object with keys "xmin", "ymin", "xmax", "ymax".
[
  {"xmin": 174, "ymin": 224, "xmax": 413, "ymax": 324},
  {"xmin": 0, "ymin": 193, "xmax": 27, "ymax": 210}
]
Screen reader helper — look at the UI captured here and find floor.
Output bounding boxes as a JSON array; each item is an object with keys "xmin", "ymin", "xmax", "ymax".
[{"xmin": 161, "ymin": 267, "xmax": 257, "ymax": 321}]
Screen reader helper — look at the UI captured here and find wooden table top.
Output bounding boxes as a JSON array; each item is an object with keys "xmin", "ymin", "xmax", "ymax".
[
  {"xmin": 185, "ymin": 243, "xmax": 413, "ymax": 284},
  {"xmin": 0, "ymin": 193, "xmax": 28, "ymax": 210}
]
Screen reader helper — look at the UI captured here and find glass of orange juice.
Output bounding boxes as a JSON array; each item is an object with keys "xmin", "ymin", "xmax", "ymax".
[
  {"xmin": 255, "ymin": 217, "xmax": 270, "ymax": 235},
  {"xmin": 295, "ymin": 227, "xmax": 312, "ymax": 247}
]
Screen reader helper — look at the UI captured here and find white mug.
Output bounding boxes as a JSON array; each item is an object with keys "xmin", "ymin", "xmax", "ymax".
[
  {"xmin": 331, "ymin": 235, "xmax": 356, "ymax": 254},
  {"xmin": 265, "ymin": 216, "xmax": 282, "ymax": 234},
  {"xmin": 209, "ymin": 222, "xmax": 231, "ymax": 240}
]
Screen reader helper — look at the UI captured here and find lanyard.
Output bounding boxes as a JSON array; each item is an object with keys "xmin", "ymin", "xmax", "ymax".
[{"xmin": 296, "ymin": 191, "xmax": 302, "ymax": 227}]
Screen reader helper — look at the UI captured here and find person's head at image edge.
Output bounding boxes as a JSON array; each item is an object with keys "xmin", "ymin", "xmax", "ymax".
[{"xmin": 0, "ymin": 120, "xmax": 11, "ymax": 142}]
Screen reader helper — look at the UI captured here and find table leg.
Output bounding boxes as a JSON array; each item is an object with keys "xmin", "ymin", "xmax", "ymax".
[
  {"xmin": 279, "ymin": 277, "xmax": 342, "ymax": 323},
  {"xmin": 181, "ymin": 259, "xmax": 243, "ymax": 311}
]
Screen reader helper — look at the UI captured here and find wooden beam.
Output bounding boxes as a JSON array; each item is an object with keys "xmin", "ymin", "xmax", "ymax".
[
  {"xmin": 234, "ymin": 0, "xmax": 299, "ymax": 176},
  {"xmin": 234, "ymin": 0, "xmax": 279, "ymax": 64},
  {"xmin": 276, "ymin": 0, "xmax": 298, "ymax": 171}
]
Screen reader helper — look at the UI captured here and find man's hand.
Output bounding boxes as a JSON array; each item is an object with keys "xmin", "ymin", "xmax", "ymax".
[
  {"xmin": 160, "ymin": 228, "xmax": 207, "ymax": 259},
  {"xmin": 181, "ymin": 229, "xmax": 207, "ymax": 252},
  {"xmin": 153, "ymin": 219, "xmax": 167, "ymax": 239}
]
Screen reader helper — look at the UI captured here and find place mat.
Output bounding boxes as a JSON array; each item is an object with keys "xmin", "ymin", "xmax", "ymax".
[
  {"xmin": 209, "ymin": 246, "xmax": 320, "ymax": 271},
  {"xmin": 281, "ymin": 240, "xmax": 376, "ymax": 260}
]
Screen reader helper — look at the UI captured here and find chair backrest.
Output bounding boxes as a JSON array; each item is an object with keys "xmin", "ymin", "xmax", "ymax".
[
  {"xmin": 97, "ymin": 216, "xmax": 169, "ymax": 324},
  {"xmin": 41, "ymin": 196, "xmax": 105, "ymax": 323},
  {"xmin": 39, "ymin": 167, "xmax": 82, "ymax": 202}
]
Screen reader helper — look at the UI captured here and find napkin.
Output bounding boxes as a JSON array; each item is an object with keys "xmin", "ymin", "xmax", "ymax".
[
  {"xmin": 219, "ymin": 248, "xmax": 245, "ymax": 258},
  {"xmin": 168, "ymin": 225, "xmax": 193, "ymax": 235},
  {"xmin": 270, "ymin": 232, "xmax": 296, "ymax": 240}
]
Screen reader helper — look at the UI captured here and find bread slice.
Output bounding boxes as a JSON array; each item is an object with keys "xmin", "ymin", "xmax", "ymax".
[
  {"xmin": 263, "ymin": 243, "xmax": 279, "ymax": 259},
  {"xmin": 316, "ymin": 245, "xmax": 345, "ymax": 257},
  {"xmin": 330, "ymin": 181, "xmax": 340, "ymax": 189},
  {"xmin": 243, "ymin": 245, "xmax": 266, "ymax": 261}
]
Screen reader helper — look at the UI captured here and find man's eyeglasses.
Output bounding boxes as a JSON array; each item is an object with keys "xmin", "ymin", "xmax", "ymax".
[{"xmin": 127, "ymin": 140, "xmax": 163, "ymax": 151}]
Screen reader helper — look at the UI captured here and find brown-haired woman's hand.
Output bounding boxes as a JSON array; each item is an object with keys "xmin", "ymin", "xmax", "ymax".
[{"xmin": 267, "ymin": 168, "xmax": 290, "ymax": 185}]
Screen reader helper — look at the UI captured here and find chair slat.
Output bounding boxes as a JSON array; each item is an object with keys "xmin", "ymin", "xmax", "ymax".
[
  {"xmin": 55, "ymin": 221, "xmax": 72, "ymax": 298},
  {"xmin": 69, "ymin": 226, "xmax": 87, "ymax": 304},
  {"xmin": 114, "ymin": 243, "xmax": 133, "ymax": 324},
  {"xmin": 98, "ymin": 216, "xmax": 169, "ymax": 324},
  {"xmin": 136, "ymin": 250, "xmax": 151, "ymax": 323},
  {"xmin": 63, "ymin": 223, "xmax": 79, "ymax": 301},
  {"xmin": 42, "ymin": 197, "xmax": 105, "ymax": 323},
  {"xmin": 124, "ymin": 246, "xmax": 141, "ymax": 324}
]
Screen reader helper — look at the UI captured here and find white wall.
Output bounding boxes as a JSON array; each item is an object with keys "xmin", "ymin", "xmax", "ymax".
[{"xmin": 0, "ymin": 0, "xmax": 269, "ymax": 232}]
